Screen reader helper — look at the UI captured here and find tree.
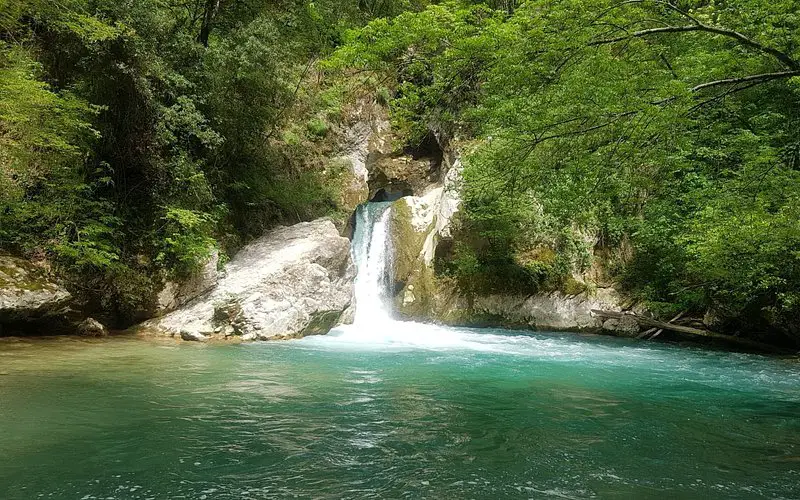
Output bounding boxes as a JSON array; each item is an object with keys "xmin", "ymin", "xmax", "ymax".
[{"xmin": 330, "ymin": 0, "xmax": 800, "ymax": 341}]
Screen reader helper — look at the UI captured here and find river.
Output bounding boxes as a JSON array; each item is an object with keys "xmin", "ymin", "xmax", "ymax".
[{"xmin": 0, "ymin": 202, "xmax": 798, "ymax": 499}]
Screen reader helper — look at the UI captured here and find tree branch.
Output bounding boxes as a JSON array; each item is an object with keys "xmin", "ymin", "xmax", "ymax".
[
  {"xmin": 593, "ymin": 0, "xmax": 701, "ymax": 26},
  {"xmin": 591, "ymin": 24, "xmax": 799, "ymax": 71},
  {"xmin": 691, "ymin": 70, "xmax": 800, "ymax": 92}
]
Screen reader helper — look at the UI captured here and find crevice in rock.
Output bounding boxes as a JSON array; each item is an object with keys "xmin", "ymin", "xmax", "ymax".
[
  {"xmin": 366, "ymin": 132, "xmax": 446, "ymax": 201},
  {"xmin": 404, "ymin": 132, "xmax": 445, "ymax": 162},
  {"xmin": 370, "ymin": 186, "xmax": 413, "ymax": 202}
]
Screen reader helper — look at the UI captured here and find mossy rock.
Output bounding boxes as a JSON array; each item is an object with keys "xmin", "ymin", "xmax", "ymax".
[
  {"xmin": 389, "ymin": 198, "xmax": 433, "ymax": 284},
  {"xmin": 301, "ymin": 310, "xmax": 343, "ymax": 336},
  {"xmin": 0, "ymin": 255, "xmax": 72, "ymax": 323}
]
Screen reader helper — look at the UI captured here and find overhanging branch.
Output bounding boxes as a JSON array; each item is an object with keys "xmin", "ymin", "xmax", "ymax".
[
  {"xmin": 591, "ymin": 22, "xmax": 799, "ymax": 71},
  {"xmin": 692, "ymin": 70, "xmax": 800, "ymax": 92}
]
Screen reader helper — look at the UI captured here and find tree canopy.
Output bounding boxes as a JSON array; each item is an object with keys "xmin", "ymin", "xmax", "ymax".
[
  {"xmin": 0, "ymin": 0, "xmax": 427, "ymax": 321},
  {"xmin": 330, "ymin": 0, "xmax": 800, "ymax": 340}
]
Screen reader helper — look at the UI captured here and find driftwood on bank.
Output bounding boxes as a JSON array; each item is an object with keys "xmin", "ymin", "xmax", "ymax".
[{"xmin": 592, "ymin": 309, "xmax": 781, "ymax": 352}]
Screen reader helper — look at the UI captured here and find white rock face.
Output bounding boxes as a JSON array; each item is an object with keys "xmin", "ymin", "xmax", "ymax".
[
  {"xmin": 422, "ymin": 156, "xmax": 462, "ymax": 264},
  {"xmin": 0, "ymin": 255, "xmax": 72, "ymax": 321},
  {"xmin": 397, "ymin": 154, "xmax": 464, "ymax": 266},
  {"xmin": 155, "ymin": 249, "xmax": 220, "ymax": 315},
  {"xmin": 144, "ymin": 219, "xmax": 355, "ymax": 341},
  {"xmin": 472, "ymin": 288, "xmax": 625, "ymax": 331}
]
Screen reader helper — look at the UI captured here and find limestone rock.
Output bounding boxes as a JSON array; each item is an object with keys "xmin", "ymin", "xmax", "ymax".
[
  {"xmin": 155, "ymin": 249, "xmax": 220, "ymax": 315},
  {"xmin": 601, "ymin": 314, "xmax": 640, "ymax": 337},
  {"xmin": 0, "ymin": 255, "xmax": 72, "ymax": 322},
  {"xmin": 387, "ymin": 153, "xmax": 463, "ymax": 319},
  {"xmin": 144, "ymin": 218, "xmax": 355, "ymax": 341},
  {"xmin": 379, "ymin": 142, "xmax": 632, "ymax": 333},
  {"xmin": 469, "ymin": 288, "xmax": 626, "ymax": 332},
  {"xmin": 334, "ymin": 100, "xmax": 391, "ymax": 213},
  {"xmin": 180, "ymin": 331, "xmax": 208, "ymax": 342},
  {"xmin": 370, "ymin": 155, "xmax": 440, "ymax": 200},
  {"xmin": 77, "ymin": 318, "xmax": 109, "ymax": 337}
]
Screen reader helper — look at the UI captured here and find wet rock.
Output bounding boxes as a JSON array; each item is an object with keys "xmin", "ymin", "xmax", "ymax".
[
  {"xmin": 144, "ymin": 218, "xmax": 355, "ymax": 341},
  {"xmin": 602, "ymin": 314, "xmax": 640, "ymax": 337},
  {"xmin": 78, "ymin": 318, "xmax": 108, "ymax": 337},
  {"xmin": 386, "ymin": 152, "xmax": 465, "ymax": 319},
  {"xmin": 180, "ymin": 331, "xmax": 208, "ymax": 342}
]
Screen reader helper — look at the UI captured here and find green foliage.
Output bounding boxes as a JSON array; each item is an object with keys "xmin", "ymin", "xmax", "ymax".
[
  {"xmin": 0, "ymin": 0, "xmax": 418, "ymax": 326},
  {"xmin": 335, "ymin": 0, "xmax": 800, "ymax": 339},
  {"xmin": 156, "ymin": 207, "xmax": 217, "ymax": 277},
  {"xmin": 307, "ymin": 117, "xmax": 330, "ymax": 138}
]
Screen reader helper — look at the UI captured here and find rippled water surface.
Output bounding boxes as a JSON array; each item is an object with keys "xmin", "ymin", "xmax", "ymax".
[{"xmin": 1, "ymin": 324, "xmax": 799, "ymax": 499}]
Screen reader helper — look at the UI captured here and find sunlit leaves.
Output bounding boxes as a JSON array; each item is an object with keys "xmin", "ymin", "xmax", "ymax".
[{"xmin": 334, "ymin": 0, "xmax": 800, "ymax": 333}]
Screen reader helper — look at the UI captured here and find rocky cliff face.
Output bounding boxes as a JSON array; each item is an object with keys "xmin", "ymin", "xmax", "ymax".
[
  {"xmin": 380, "ymin": 144, "xmax": 634, "ymax": 334},
  {"xmin": 333, "ymin": 103, "xmax": 634, "ymax": 336},
  {"xmin": 142, "ymin": 218, "xmax": 355, "ymax": 341},
  {"xmin": 334, "ymin": 99, "xmax": 392, "ymax": 214},
  {"xmin": 388, "ymin": 150, "xmax": 462, "ymax": 314},
  {"xmin": 335, "ymin": 100, "xmax": 448, "ymax": 213}
]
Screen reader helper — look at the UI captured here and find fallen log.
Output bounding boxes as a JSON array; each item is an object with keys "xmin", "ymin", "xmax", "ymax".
[
  {"xmin": 592, "ymin": 310, "xmax": 782, "ymax": 352},
  {"xmin": 648, "ymin": 311, "xmax": 684, "ymax": 340},
  {"xmin": 637, "ymin": 327, "xmax": 657, "ymax": 339}
]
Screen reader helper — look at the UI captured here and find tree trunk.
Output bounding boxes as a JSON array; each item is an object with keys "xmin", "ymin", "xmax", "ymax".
[
  {"xmin": 592, "ymin": 310, "xmax": 788, "ymax": 353},
  {"xmin": 198, "ymin": 0, "xmax": 221, "ymax": 47}
]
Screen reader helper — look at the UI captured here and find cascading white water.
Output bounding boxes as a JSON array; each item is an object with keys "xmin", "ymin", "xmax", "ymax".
[
  {"xmin": 326, "ymin": 200, "xmax": 478, "ymax": 348},
  {"xmin": 351, "ymin": 202, "xmax": 394, "ymax": 326},
  {"xmin": 325, "ymin": 200, "xmax": 556, "ymax": 350}
]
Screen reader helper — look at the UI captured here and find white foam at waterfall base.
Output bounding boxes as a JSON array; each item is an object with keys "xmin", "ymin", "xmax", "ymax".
[
  {"xmin": 308, "ymin": 201, "xmax": 560, "ymax": 353},
  {"xmin": 319, "ymin": 201, "xmax": 463, "ymax": 348}
]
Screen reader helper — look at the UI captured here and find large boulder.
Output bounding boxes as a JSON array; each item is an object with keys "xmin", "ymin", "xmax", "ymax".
[
  {"xmin": 77, "ymin": 317, "xmax": 109, "ymax": 338},
  {"xmin": 143, "ymin": 218, "xmax": 355, "ymax": 341},
  {"xmin": 154, "ymin": 248, "xmax": 220, "ymax": 315},
  {"xmin": 0, "ymin": 255, "xmax": 72, "ymax": 325}
]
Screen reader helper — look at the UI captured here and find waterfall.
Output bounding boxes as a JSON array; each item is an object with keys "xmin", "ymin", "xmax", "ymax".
[
  {"xmin": 314, "ymin": 201, "xmax": 504, "ymax": 348},
  {"xmin": 330, "ymin": 200, "xmax": 464, "ymax": 347},
  {"xmin": 351, "ymin": 202, "xmax": 394, "ymax": 325}
]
